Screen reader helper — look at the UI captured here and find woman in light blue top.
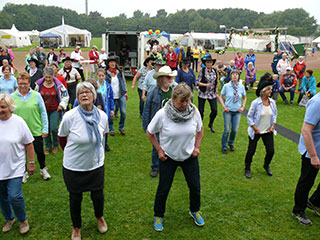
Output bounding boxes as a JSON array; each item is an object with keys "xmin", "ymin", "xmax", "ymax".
[
  {"xmin": 297, "ymin": 69, "xmax": 317, "ymax": 104},
  {"xmin": 0, "ymin": 65, "xmax": 17, "ymax": 94},
  {"xmin": 244, "ymin": 73, "xmax": 277, "ymax": 179},
  {"xmin": 219, "ymin": 69, "xmax": 246, "ymax": 154}
]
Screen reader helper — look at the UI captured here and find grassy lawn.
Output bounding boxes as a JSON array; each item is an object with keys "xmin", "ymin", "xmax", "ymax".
[{"xmin": 1, "ymin": 70, "xmax": 320, "ymax": 239}]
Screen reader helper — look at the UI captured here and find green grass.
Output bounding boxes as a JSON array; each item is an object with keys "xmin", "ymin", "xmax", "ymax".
[
  {"xmin": 14, "ymin": 37, "xmax": 102, "ymax": 51},
  {"xmin": 1, "ymin": 70, "xmax": 320, "ymax": 239}
]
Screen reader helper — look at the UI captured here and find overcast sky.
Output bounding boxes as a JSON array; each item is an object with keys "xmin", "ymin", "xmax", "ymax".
[{"xmin": 1, "ymin": 0, "xmax": 319, "ymax": 23}]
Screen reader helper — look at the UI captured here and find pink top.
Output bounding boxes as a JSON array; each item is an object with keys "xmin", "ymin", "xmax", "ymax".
[{"xmin": 7, "ymin": 49, "xmax": 15, "ymax": 60}]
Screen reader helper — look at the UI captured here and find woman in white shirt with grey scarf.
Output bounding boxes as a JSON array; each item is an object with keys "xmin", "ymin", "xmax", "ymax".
[{"xmin": 244, "ymin": 73, "xmax": 277, "ymax": 179}]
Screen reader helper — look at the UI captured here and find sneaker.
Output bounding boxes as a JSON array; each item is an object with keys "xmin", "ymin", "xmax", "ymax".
[
  {"xmin": 105, "ymin": 144, "xmax": 110, "ymax": 152},
  {"xmin": 52, "ymin": 147, "xmax": 59, "ymax": 154},
  {"xmin": 22, "ymin": 172, "xmax": 29, "ymax": 184},
  {"xmin": 120, "ymin": 129, "xmax": 125, "ymax": 136},
  {"xmin": 229, "ymin": 145, "xmax": 235, "ymax": 151},
  {"xmin": 263, "ymin": 166, "xmax": 273, "ymax": 176},
  {"xmin": 154, "ymin": 217, "xmax": 163, "ymax": 232},
  {"xmin": 292, "ymin": 212, "xmax": 312, "ymax": 226},
  {"xmin": 44, "ymin": 149, "xmax": 51, "ymax": 155},
  {"xmin": 189, "ymin": 211, "xmax": 205, "ymax": 226},
  {"xmin": 109, "ymin": 132, "xmax": 115, "ymax": 136},
  {"xmin": 150, "ymin": 170, "xmax": 159, "ymax": 178},
  {"xmin": 222, "ymin": 149, "xmax": 228, "ymax": 154},
  {"xmin": 71, "ymin": 227, "xmax": 81, "ymax": 240},
  {"xmin": 2, "ymin": 218, "xmax": 15, "ymax": 232},
  {"xmin": 307, "ymin": 200, "xmax": 320, "ymax": 216},
  {"xmin": 40, "ymin": 167, "xmax": 51, "ymax": 180},
  {"xmin": 19, "ymin": 219, "xmax": 29, "ymax": 234},
  {"xmin": 97, "ymin": 217, "xmax": 108, "ymax": 233},
  {"xmin": 245, "ymin": 169, "xmax": 251, "ymax": 179}
]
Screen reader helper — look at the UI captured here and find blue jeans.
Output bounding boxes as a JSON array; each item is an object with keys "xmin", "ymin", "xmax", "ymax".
[
  {"xmin": 0, "ymin": 177, "xmax": 27, "ymax": 222},
  {"xmin": 154, "ymin": 156, "xmax": 200, "ymax": 218},
  {"xmin": 45, "ymin": 110, "xmax": 60, "ymax": 150},
  {"xmin": 221, "ymin": 111, "xmax": 241, "ymax": 150},
  {"xmin": 279, "ymin": 87, "xmax": 295, "ymax": 103},
  {"xmin": 109, "ymin": 95, "xmax": 126, "ymax": 132},
  {"xmin": 151, "ymin": 133, "xmax": 160, "ymax": 171}
]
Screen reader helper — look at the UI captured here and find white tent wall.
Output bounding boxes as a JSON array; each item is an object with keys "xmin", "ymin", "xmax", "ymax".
[
  {"xmin": 0, "ymin": 25, "xmax": 31, "ymax": 47},
  {"xmin": 185, "ymin": 32, "xmax": 227, "ymax": 49}
]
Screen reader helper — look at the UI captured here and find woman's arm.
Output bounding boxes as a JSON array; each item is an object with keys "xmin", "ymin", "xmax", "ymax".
[
  {"xmin": 302, "ymin": 122, "xmax": 320, "ymax": 168},
  {"xmin": 146, "ymin": 130, "xmax": 167, "ymax": 161},
  {"xmin": 131, "ymin": 72, "xmax": 141, "ymax": 90},
  {"xmin": 25, "ymin": 143, "xmax": 36, "ymax": 175},
  {"xmin": 238, "ymin": 96, "xmax": 246, "ymax": 113},
  {"xmin": 192, "ymin": 126, "xmax": 204, "ymax": 157}
]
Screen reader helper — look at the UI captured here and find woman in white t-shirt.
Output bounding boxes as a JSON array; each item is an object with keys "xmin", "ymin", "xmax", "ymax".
[
  {"xmin": 0, "ymin": 93, "xmax": 35, "ymax": 234},
  {"xmin": 244, "ymin": 75, "xmax": 277, "ymax": 179},
  {"xmin": 58, "ymin": 82, "xmax": 109, "ymax": 239},
  {"xmin": 147, "ymin": 83, "xmax": 205, "ymax": 232}
]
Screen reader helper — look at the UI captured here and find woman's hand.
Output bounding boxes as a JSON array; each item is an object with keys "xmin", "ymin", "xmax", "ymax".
[
  {"xmin": 28, "ymin": 162, "xmax": 36, "ymax": 175},
  {"xmin": 131, "ymin": 84, "xmax": 135, "ymax": 91},
  {"xmin": 311, "ymin": 156, "xmax": 320, "ymax": 169},
  {"xmin": 125, "ymin": 92, "xmax": 128, "ymax": 100},
  {"xmin": 110, "ymin": 110, "xmax": 114, "ymax": 118},
  {"xmin": 42, "ymin": 133, "xmax": 48, "ymax": 138},
  {"xmin": 238, "ymin": 106, "xmax": 244, "ymax": 112},
  {"xmin": 268, "ymin": 126, "xmax": 274, "ymax": 133},
  {"xmin": 158, "ymin": 148, "xmax": 168, "ymax": 161},
  {"xmin": 192, "ymin": 147, "xmax": 200, "ymax": 157},
  {"xmin": 142, "ymin": 94, "xmax": 146, "ymax": 102},
  {"xmin": 223, "ymin": 106, "xmax": 229, "ymax": 112},
  {"xmin": 254, "ymin": 128, "xmax": 261, "ymax": 135},
  {"xmin": 57, "ymin": 106, "xmax": 63, "ymax": 112},
  {"xmin": 207, "ymin": 83, "xmax": 213, "ymax": 87}
]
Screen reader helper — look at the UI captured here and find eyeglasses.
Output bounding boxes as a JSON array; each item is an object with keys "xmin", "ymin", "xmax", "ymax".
[
  {"xmin": 79, "ymin": 91, "xmax": 93, "ymax": 96},
  {"xmin": 18, "ymin": 83, "xmax": 29, "ymax": 86}
]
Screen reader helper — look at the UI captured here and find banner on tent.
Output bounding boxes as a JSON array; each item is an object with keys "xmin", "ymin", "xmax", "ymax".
[{"xmin": 1, "ymin": 35, "xmax": 11, "ymax": 39}]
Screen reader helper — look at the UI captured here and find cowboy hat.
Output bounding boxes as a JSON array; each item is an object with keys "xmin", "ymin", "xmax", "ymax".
[
  {"xmin": 153, "ymin": 58, "xmax": 164, "ymax": 66},
  {"xmin": 105, "ymin": 56, "xmax": 119, "ymax": 66},
  {"xmin": 256, "ymin": 75, "xmax": 274, "ymax": 97},
  {"xmin": 143, "ymin": 56, "xmax": 155, "ymax": 67},
  {"xmin": 202, "ymin": 55, "xmax": 216, "ymax": 65},
  {"xmin": 62, "ymin": 56, "xmax": 73, "ymax": 63},
  {"xmin": 27, "ymin": 58, "xmax": 39, "ymax": 67},
  {"xmin": 153, "ymin": 66, "xmax": 177, "ymax": 79}
]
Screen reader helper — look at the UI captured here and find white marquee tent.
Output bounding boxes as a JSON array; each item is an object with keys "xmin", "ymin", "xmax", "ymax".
[
  {"xmin": 0, "ymin": 24, "xmax": 31, "ymax": 47},
  {"xmin": 40, "ymin": 24, "xmax": 92, "ymax": 47}
]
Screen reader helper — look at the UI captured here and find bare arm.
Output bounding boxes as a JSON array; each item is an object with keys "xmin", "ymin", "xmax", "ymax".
[
  {"xmin": 219, "ymin": 94, "xmax": 229, "ymax": 112},
  {"xmin": 25, "ymin": 143, "xmax": 35, "ymax": 175},
  {"xmin": 192, "ymin": 126, "xmax": 204, "ymax": 157},
  {"xmin": 131, "ymin": 72, "xmax": 141, "ymax": 90},
  {"xmin": 302, "ymin": 122, "xmax": 320, "ymax": 168},
  {"xmin": 238, "ymin": 96, "xmax": 247, "ymax": 112},
  {"xmin": 146, "ymin": 130, "xmax": 167, "ymax": 161}
]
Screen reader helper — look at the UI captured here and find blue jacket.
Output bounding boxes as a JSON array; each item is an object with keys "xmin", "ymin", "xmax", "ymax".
[
  {"xmin": 247, "ymin": 97, "xmax": 277, "ymax": 140},
  {"xmin": 98, "ymin": 81, "xmax": 114, "ymax": 118},
  {"xmin": 271, "ymin": 53, "xmax": 282, "ymax": 74},
  {"xmin": 301, "ymin": 76, "xmax": 317, "ymax": 96},
  {"xmin": 244, "ymin": 54, "xmax": 256, "ymax": 68},
  {"xmin": 105, "ymin": 69, "xmax": 127, "ymax": 98},
  {"xmin": 142, "ymin": 85, "xmax": 174, "ymax": 132},
  {"xmin": 176, "ymin": 67, "xmax": 196, "ymax": 90}
]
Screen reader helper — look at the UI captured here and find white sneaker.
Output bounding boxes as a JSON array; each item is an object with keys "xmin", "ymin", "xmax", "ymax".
[
  {"xmin": 40, "ymin": 167, "xmax": 51, "ymax": 180},
  {"xmin": 22, "ymin": 172, "xmax": 29, "ymax": 184}
]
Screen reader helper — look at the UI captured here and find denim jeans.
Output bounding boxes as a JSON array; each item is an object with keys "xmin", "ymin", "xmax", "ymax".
[
  {"xmin": 154, "ymin": 156, "xmax": 200, "ymax": 218},
  {"xmin": 279, "ymin": 87, "xmax": 295, "ymax": 103},
  {"xmin": 137, "ymin": 88, "xmax": 145, "ymax": 117},
  {"xmin": 0, "ymin": 177, "xmax": 27, "ymax": 222},
  {"xmin": 45, "ymin": 111, "xmax": 60, "ymax": 150},
  {"xmin": 151, "ymin": 133, "xmax": 160, "ymax": 171},
  {"xmin": 221, "ymin": 111, "xmax": 241, "ymax": 150},
  {"xmin": 109, "ymin": 95, "xmax": 126, "ymax": 132}
]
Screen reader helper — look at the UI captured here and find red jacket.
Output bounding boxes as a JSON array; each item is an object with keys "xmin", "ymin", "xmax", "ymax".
[
  {"xmin": 166, "ymin": 52, "xmax": 177, "ymax": 69},
  {"xmin": 89, "ymin": 50, "xmax": 99, "ymax": 64},
  {"xmin": 293, "ymin": 61, "xmax": 306, "ymax": 79}
]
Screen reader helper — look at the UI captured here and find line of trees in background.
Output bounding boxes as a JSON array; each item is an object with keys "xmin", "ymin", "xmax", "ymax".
[{"xmin": 0, "ymin": 4, "xmax": 319, "ymax": 37}]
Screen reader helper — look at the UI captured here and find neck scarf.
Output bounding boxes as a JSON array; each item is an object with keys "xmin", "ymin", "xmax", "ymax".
[
  {"xmin": 77, "ymin": 105, "xmax": 101, "ymax": 161},
  {"xmin": 164, "ymin": 99, "xmax": 195, "ymax": 123},
  {"xmin": 109, "ymin": 68, "xmax": 117, "ymax": 75},
  {"xmin": 29, "ymin": 68, "xmax": 37, "ymax": 77},
  {"xmin": 231, "ymin": 81, "xmax": 239, "ymax": 103},
  {"xmin": 63, "ymin": 67, "xmax": 72, "ymax": 81}
]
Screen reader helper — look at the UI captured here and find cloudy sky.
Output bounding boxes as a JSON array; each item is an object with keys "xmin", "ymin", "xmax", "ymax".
[{"xmin": 1, "ymin": 0, "xmax": 319, "ymax": 23}]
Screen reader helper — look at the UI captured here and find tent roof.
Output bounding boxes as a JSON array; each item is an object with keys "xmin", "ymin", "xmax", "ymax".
[
  {"xmin": 40, "ymin": 24, "xmax": 91, "ymax": 37},
  {"xmin": 312, "ymin": 36, "xmax": 320, "ymax": 43},
  {"xmin": 188, "ymin": 32, "xmax": 227, "ymax": 40},
  {"xmin": 40, "ymin": 32, "xmax": 60, "ymax": 38}
]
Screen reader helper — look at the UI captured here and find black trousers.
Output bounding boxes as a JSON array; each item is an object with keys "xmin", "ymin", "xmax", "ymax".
[
  {"xmin": 244, "ymin": 132, "xmax": 274, "ymax": 170},
  {"xmin": 69, "ymin": 190, "xmax": 104, "ymax": 228},
  {"xmin": 67, "ymin": 83, "xmax": 77, "ymax": 108},
  {"xmin": 75, "ymin": 67, "xmax": 85, "ymax": 81},
  {"xmin": 293, "ymin": 154, "xmax": 320, "ymax": 213},
  {"xmin": 33, "ymin": 136, "xmax": 46, "ymax": 169},
  {"xmin": 193, "ymin": 58, "xmax": 199, "ymax": 72},
  {"xmin": 154, "ymin": 156, "xmax": 200, "ymax": 218},
  {"xmin": 198, "ymin": 97, "xmax": 217, "ymax": 128}
]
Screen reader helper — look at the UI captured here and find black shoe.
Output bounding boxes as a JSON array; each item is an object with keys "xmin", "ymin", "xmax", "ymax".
[
  {"xmin": 292, "ymin": 212, "xmax": 312, "ymax": 226},
  {"xmin": 150, "ymin": 170, "xmax": 159, "ymax": 178},
  {"xmin": 105, "ymin": 144, "xmax": 110, "ymax": 152},
  {"xmin": 307, "ymin": 200, "xmax": 320, "ymax": 216},
  {"xmin": 208, "ymin": 125, "xmax": 215, "ymax": 133},
  {"xmin": 222, "ymin": 149, "xmax": 228, "ymax": 154},
  {"xmin": 264, "ymin": 166, "xmax": 273, "ymax": 176},
  {"xmin": 229, "ymin": 145, "xmax": 235, "ymax": 151},
  {"xmin": 245, "ymin": 169, "xmax": 251, "ymax": 179}
]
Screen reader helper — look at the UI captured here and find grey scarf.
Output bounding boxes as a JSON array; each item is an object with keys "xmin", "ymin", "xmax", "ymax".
[{"xmin": 164, "ymin": 99, "xmax": 195, "ymax": 123}]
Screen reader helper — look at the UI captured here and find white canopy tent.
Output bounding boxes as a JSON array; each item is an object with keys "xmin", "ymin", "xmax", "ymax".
[
  {"xmin": 0, "ymin": 24, "xmax": 31, "ymax": 47},
  {"xmin": 40, "ymin": 24, "xmax": 92, "ymax": 47},
  {"xmin": 179, "ymin": 32, "xmax": 227, "ymax": 50},
  {"xmin": 312, "ymin": 36, "xmax": 320, "ymax": 43}
]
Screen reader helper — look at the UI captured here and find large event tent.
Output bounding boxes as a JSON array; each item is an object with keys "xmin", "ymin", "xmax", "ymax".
[
  {"xmin": 40, "ymin": 24, "xmax": 92, "ymax": 47},
  {"xmin": 0, "ymin": 24, "xmax": 31, "ymax": 47}
]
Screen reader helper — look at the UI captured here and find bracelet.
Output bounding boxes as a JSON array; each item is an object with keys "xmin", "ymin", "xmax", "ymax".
[{"xmin": 29, "ymin": 161, "xmax": 35, "ymax": 164}]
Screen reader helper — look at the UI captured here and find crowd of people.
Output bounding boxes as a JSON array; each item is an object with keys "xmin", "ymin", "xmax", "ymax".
[{"xmin": 0, "ymin": 42, "xmax": 320, "ymax": 239}]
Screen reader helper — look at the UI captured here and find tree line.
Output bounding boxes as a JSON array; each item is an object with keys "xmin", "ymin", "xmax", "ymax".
[{"xmin": 0, "ymin": 4, "xmax": 318, "ymax": 37}]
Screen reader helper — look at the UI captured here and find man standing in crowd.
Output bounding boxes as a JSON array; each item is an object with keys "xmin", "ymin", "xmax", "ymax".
[
  {"xmin": 271, "ymin": 49, "xmax": 283, "ymax": 74},
  {"xmin": 89, "ymin": 45, "xmax": 99, "ymax": 79},
  {"xmin": 71, "ymin": 46, "xmax": 85, "ymax": 81}
]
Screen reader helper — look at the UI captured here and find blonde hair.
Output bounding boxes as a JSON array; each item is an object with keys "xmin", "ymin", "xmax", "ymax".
[
  {"xmin": 172, "ymin": 83, "xmax": 192, "ymax": 101},
  {"xmin": 0, "ymin": 93, "xmax": 16, "ymax": 112},
  {"xmin": 17, "ymin": 72, "xmax": 31, "ymax": 83}
]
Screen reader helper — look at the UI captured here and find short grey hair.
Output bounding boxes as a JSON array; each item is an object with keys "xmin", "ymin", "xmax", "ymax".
[
  {"xmin": 0, "ymin": 93, "xmax": 16, "ymax": 112},
  {"xmin": 260, "ymin": 86, "xmax": 273, "ymax": 97},
  {"xmin": 76, "ymin": 82, "xmax": 97, "ymax": 101},
  {"xmin": 43, "ymin": 67, "xmax": 54, "ymax": 77}
]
